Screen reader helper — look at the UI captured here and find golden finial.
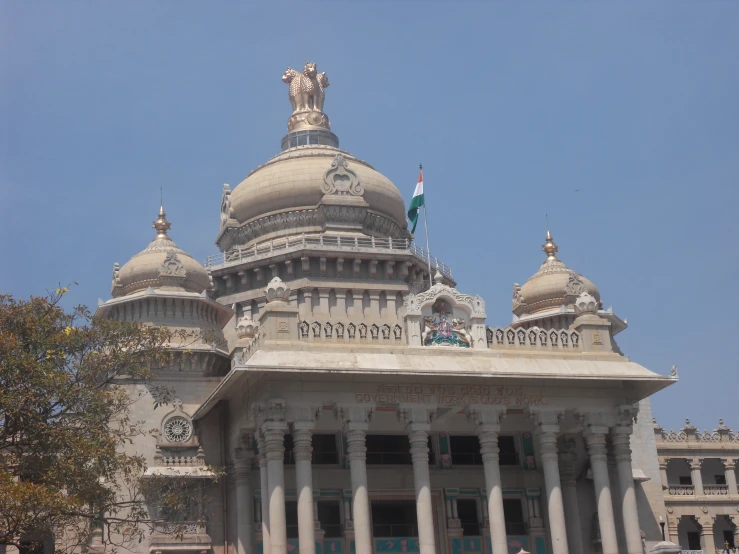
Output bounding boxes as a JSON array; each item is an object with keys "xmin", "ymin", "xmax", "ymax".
[
  {"xmin": 153, "ymin": 206, "xmax": 171, "ymax": 239},
  {"xmin": 542, "ymin": 229, "xmax": 559, "ymax": 261}
]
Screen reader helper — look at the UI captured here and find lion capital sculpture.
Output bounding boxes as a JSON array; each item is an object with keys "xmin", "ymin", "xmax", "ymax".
[{"xmin": 282, "ymin": 62, "xmax": 329, "ymax": 113}]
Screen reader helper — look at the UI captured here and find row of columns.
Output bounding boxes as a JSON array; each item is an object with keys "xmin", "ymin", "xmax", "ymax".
[
  {"xmin": 658, "ymin": 456, "xmax": 739, "ymax": 495},
  {"xmin": 234, "ymin": 401, "xmax": 641, "ymax": 554}
]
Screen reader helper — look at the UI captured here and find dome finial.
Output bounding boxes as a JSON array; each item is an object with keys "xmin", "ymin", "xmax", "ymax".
[
  {"xmin": 153, "ymin": 205, "xmax": 171, "ymax": 239},
  {"xmin": 542, "ymin": 228, "xmax": 559, "ymax": 261}
]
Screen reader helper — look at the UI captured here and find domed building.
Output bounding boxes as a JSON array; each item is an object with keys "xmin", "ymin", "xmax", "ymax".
[{"xmin": 98, "ymin": 63, "xmax": 680, "ymax": 554}]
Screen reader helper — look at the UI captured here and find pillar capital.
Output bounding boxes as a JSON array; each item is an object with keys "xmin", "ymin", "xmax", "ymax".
[
  {"xmin": 527, "ymin": 407, "xmax": 564, "ymax": 434},
  {"xmin": 398, "ymin": 405, "xmax": 436, "ymax": 432},
  {"xmin": 689, "ymin": 457, "xmax": 704, "ymax": 470},
  {"xmin": 723, "ymin": 457, "xmax": 736, "ymax": 470},
  {"xmin": 610, "ymin": 426, "xmax": 634, "ymax": 464},
  {"xmin": 466, "ymin": 405, "xmax": 506, "ymax": 434},
  {"xmin": 577, "ymin": 410, "xmax": 615, "ymax": 432},
  {"xmin": 335, "ymin": 405, "xmax": 374, "ymax": 430},
  {"xmin": 614, "ymin": 404, "xmax": 639, "ymax": 426},
  {"xmin": 658, "ymin": 456, "xmax": 669, "ymax": 470}
]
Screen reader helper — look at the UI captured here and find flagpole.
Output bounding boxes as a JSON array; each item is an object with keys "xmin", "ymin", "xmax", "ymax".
[{"xmin": 420, "ymin": 163, "xmax": 433, "ymax": 286}]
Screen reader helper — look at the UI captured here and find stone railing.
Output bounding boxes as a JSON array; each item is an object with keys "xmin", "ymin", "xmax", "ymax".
[
  {"xmin": 299, "ymin": 320, "xmax": 404, "ymax": 344},
  {"xmin": 153, "ymin": 521, "xmax": 206, "ymax": 535},
  {"xmin": 486, "ymin": 326, "xmax": 580, "ymax": 350},
  {"xmin": 205, "ymin": 235, "xmax": 453, "ymax": 279},
  {"xmin": 667, "ymin": 484, "xmax": 695, "ymax": 496},
  {"xmin": 680, "ymin": 550, "xmax": 702, "ymax": 554},
  {"xmin": 704, "ymin": 484, "xmax": 729, "ymax": 496},
  {"xmin": 153, "ymin": 447, "xmax": 206, "ymax": 467}
]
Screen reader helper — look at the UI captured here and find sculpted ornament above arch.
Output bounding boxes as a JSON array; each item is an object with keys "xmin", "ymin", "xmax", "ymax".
[{"xmin": 404, "ymin": 273, "xmax": 487, "ymax": 349}]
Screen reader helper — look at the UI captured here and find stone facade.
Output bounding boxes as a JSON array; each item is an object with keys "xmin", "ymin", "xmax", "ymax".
[
  {"xmin": 93, "ymin": 62, "xmax": 687, "ymax": 554},
  {"xmin": 653, "ymin": 419, "xmax": 739, "ymax": 553}
]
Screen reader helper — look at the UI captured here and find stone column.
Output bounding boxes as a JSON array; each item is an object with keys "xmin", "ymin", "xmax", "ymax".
[
  {"xmin": 528, "ymin": 409, "xmax": 569, "ymax": 554},
  {"xmin": 292, "ymin": 409, "xmax": 318, "ymax": 554},
  {"xmin": 263, "ymin": 400, "xmax": 288, "ymax": 554},
  {"xmin": 257, "ymin": 432, "xmax": 272, "ymax": 554},
  {"xmin": 559, "ymin": 437, "xmax": 584, "ymax": 554},
  {"xmin": 658, "ymin": 458, "xmax": 669, "ymax": 492},
  {"xmin": 581, "ymin": 413, "xmax": 619, "ymax": 554},
  {"xmin": 611, "ymin": 407, "xmax": 643, "ymax": 554},
  {"xmin": 723, "ymin": 458, "xmax": 738, "ymax": 495},
  {"xmin": 468, "ymin": 406, "xmax": 508, "ymax": 554},
  {"xmin": 338, "ymin": 406, "xmax": 374, "ymax": 554},
  {"xmin": 696, "ymin": 515, "xmax": 716, "ymax": 553},
  {"xmin": 234, "ymin": 443, "xmax": 256, "ymax": 554},
  {"xmin": 400, "ymin": 407, "xmax": 437, "ymax": 554},
  {"xmin": 689, "ymin": 458, "xmax": 704, "ymax": 495}
]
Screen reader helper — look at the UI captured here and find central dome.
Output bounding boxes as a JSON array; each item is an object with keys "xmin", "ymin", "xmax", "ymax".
[{"xmin": 216, "ymin": 62, "xmax": 410, "ymax": 253}]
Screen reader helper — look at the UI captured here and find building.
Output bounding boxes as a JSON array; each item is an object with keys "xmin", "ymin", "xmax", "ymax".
[
  {"xmin": 97, "ymin": 62, "xmax": 682, "ymax": 554},
  {"xmin": 654, "ymin": 418, "xmax": 739, "ymax": 552}
]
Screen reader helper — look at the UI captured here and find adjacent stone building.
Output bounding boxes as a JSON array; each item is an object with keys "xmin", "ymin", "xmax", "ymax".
[
  {"xmin": 97, "ymin": 62, "xmax": 684, "ymax": 554},
  {"xmin": 654, "ymin": 419, "xmax": 739, "ymax": 552}
]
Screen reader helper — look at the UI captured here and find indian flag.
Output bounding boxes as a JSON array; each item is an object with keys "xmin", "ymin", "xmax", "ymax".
[{"xmin": 407, "ymin": 166, "xmax": 424, "ymax": 233}]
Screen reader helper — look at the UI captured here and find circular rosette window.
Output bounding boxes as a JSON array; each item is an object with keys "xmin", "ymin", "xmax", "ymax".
[{"xmin": 164, "ymin": 416, "xmax": 192, "ymax": 443}]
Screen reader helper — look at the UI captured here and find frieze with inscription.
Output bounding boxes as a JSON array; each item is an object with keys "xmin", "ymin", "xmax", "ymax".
[{"xmin": 354, "ymin": 384, "xmax": 547, "ymax": 407}]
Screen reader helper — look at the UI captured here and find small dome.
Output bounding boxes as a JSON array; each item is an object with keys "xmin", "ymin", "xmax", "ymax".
[
  {"xmin": 513, "ymin": 231, "xmax": 600, "ymax": 317},
  {"xmin": 218, "ymin": 146, "xmax": 409, "ymax": 251},
  {"xmin": 112, "ymin": 207, "xmax": 211, "ymax": 298}
]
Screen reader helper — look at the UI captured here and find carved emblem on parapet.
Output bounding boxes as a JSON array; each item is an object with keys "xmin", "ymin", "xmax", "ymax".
[
  {"xmin": 422, "ymin": 299, "xmax": 471, "ymax": 348},
  {"xmin": 160, "ymin": 250, "xmax": 186, "ymax": 277}
]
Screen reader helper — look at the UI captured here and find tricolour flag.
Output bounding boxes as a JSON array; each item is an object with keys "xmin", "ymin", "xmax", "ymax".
[{"xmin": 407, "ymin": 167, "xmax": 424, "ymax": 233}]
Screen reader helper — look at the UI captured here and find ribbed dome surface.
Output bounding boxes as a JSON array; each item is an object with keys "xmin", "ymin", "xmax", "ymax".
[
  {"xmin": 112, "ymin": 208, "xmax": 211, "ymax": 298},
  {"xmin": 513, "ymin": 232, "xmax": 600, "ymax": 317},
  {"xmin": 218, "ymin": 145, "xmax": 408, "ymax": 251}
]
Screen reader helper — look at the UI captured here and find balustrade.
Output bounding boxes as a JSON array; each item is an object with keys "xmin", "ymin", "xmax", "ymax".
[
  {"xmin": 204, "ymin": 235, "xmax": 453, "ymax": 279},
  {"xmin": 703, "ymin": 484, "xmax": 729, "ymax": 495},
  {"xmin": 667, "ymin": 484, "xmax": 695, "ymax": 496}
]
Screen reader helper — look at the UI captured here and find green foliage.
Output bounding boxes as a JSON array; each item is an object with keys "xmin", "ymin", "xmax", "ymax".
[{"xmin": 0, "ymin": 290, "xmax": 220, "ymax": 552}]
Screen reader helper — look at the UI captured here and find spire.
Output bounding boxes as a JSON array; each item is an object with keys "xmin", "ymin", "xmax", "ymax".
[
  {"xmin": 153, "ymin": 206, "xmax": 172, "ymax": 239},
  {"xmin": 542, "ymin": 229, "xmax": 559, "ymax": 261}
]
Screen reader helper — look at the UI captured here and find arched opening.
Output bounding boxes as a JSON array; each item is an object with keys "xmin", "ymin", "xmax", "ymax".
[{"xmin": 677, "ymin": 516, "xmax": 702, "ymax": 551}]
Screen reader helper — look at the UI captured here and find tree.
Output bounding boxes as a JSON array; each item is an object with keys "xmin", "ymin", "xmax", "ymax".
[{"xmin": 0, "ymin": 290, "xmax": 216, "ymax": 553}]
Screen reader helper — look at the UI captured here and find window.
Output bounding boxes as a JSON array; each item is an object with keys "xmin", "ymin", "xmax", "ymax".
[
  {"xmin": 715, "ymin": 475, "xmax": 727, "ymax": 485},
  {"xmin": 498, "ymin": 436, "xmax": 518, "ymax": 466},
  {"xmin": 457, "ymin": 499, "xmax": 481, "ymax": 536},
  {"xmin": 318, "ymin": 501, "xmax": 342, "ymax": 538},
  {"xmin": 366, "ymin": 435, "xmax": 434, "ymax": 465},
  {"xmin": 283, "ymin": 434, "xmax": 338, "ymax": 465},
  {"xmin": 503, "ymin": 499, "xmax": 526, "ymax": 535},
  {"xmin": 450, "ymin": 436, "xmax": 482, "ymax": 465},
  {"xmin": 724, "ymin": 531, "xmax": 736, "ymax": 549},
  {"xmin": 286, "ymin": 501, "xmax": 298, "ymax": 538},
  {"xmin": 687, "ymin": 532, "xmax": 701, "ymax": 550},
  {"xmin": 679, "ymin": 476, "xmax": 692, "ymax": 486},
  {"xmin": 284, "ymin": 434, "xmax": 295, "ymax": 465},
  {"xmin": 372, "ymin": 501, "xmax": 418, "ymax": 537},
  {"xmin": 449, "ymin": 435, "xmax": 518, "ymax": 466},
  {"xmin": 314, "ymin": 434, "xmax": 339, "ymax": 464}
]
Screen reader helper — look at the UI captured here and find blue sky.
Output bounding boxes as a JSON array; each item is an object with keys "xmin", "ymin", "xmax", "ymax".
[{"xmin": 1, "ymin": 2, "xmax": 737, "ymax": 430}]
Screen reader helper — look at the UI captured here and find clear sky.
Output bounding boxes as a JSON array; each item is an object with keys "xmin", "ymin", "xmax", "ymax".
[{"xmin": 1, "ymin": 2, "xmax": 737, "ymax": 431}]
